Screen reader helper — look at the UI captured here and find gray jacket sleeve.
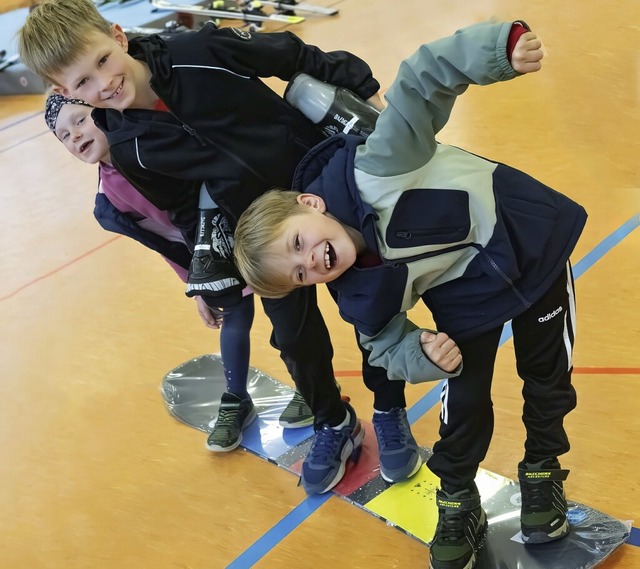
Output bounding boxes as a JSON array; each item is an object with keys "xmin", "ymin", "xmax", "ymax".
[
  {"xmin": 355, "ymin": 21, "xmax": 522, "ymax": 381},
  {"xmin": 359, "ymin": 314, "xmax": 462, "ymax": 383},
  {"xmin": 355, "ymin": 21, "xmax": 518, "ymax": 176}
]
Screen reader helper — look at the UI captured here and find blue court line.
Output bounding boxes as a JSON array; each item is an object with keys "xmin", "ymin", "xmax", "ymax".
[
  {"xmin": 0, "ymin": 129, "xmax": 47, "ymax": 155},
  {"xmin": 628, "ymin": 527, "xmax": 640, "ymax": 547},
  {"xmin": 0, "ymin": 111, "xmax": 42, "ymax": 132},
  {"xmin": 226, "ymin": 493, "xmax": 332, "ymax": 568},
  {"xmin": 228, "ymin": 214, "xmax": 640, "ymax": 566},
  {"xmin": 572, "ymin": 214, "xmax": 640, "ymax": 279},
  {"xmin": 407, "ymin": 379, "xmax": 445, "ymax": 425}
]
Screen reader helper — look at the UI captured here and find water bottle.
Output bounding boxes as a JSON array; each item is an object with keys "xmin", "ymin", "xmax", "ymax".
[{"xmin": 285, "ymin": 73, "xmax": 380, "ymax": 139}]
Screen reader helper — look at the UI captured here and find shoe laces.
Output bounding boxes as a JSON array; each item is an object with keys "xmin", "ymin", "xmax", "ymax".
[
  {"xmin": 215, "ymin": 406, "xmax": 241, "ymax": 430},
  {"xmin": 286, "ymin": 392, "xmax": 309, "ymax": 414},
  {"xmin": 308, "ymin": 424, "xmax": 345, "ymax": 463},
  {"xmin": 374, "ymin": 409, "xmax": 408, "ymax": 450},
  {"xmin": 521, "ymin": 480, "xmax": 555, "ymax": 511},
  {"xmin": 436, "ymin": 511, "xmax": 467, "ymax": 543}
]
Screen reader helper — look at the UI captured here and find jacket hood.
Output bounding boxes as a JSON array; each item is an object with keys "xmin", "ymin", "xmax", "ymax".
[
  {"xmin": 92, "ymin": 105, "xmax": 188, "ymax": 146},
  {"xmin": 128, "ymin": 33, "xmax": 176, "ymax": 98},
  {"xmin": 292, "ymin": 134, "xmax": 380, "ymax": 249},
  {"xmin": 92, "ymin": 107, "xmax": 152, "ymax": 145}
]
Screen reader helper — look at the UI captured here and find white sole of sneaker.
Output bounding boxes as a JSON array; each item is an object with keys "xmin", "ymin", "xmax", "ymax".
[
  {"xmin": 380, "ymin": 453, "xmax": 422, "ymax": 484},
  {"xmin": 522, "ymin": 518, "xmax": 570, "ymax": 544}
]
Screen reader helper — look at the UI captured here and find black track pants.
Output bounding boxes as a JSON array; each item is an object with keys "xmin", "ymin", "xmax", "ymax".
[
  {"xmin": 354, "ymin": 328, "xmax": 407, "ymax": 412},
  {"xmin": 427, "ymin": 265, "xmax": 577, "ymax": 489},
  {"xmin": 261, "ymin": 286, "xmax": 344, "ymax": 427}
]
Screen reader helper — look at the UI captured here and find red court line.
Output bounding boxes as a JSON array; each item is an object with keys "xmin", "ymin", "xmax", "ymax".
[
  {"xmin": 335, "ymin": 370, "xmax": 365, "ymax": 377},
  {"xmin": 337, "ymin": 368, "xmax": 640, "ymax": 377},
  {"xmin": 0, "ymin": 235, "xmax": 122, "ymax": 303},
  {"xmin": 4, "ymin": 239, "xmax": 640, "ymax": 379},
  {"xmin": 573, "ymin": 367, "xmax": 640, "ymax": 375}
]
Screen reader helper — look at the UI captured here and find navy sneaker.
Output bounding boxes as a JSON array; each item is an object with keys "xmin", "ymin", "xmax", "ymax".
[
  {"xmin": 372, "ymin": 408, "xmax": 422, "ymax": 483},
  {"xmin": 205, "ymin": 392, "xmax": 257, "ymax": 452},
  {"xmin": 301, "ymin": 402, "xmax": 365, "ymax": 494},
  {"xmin": 519, "ymin": 458, "xmax": 570, "ymax": 544}
]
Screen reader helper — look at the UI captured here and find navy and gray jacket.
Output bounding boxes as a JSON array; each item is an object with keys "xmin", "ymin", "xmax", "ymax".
[{"xmin": 292, "ymin": 22, "xmax": 588, "ymax": 383}]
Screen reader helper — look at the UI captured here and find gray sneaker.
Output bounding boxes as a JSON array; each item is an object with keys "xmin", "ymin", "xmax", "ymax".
[
  {"xmin": 206, "ymin": 392, "xmax": 257, "ymax": 452},
  {"xmin": 279, "ymin": 391, "xmax": 314, "ymax": 428}
]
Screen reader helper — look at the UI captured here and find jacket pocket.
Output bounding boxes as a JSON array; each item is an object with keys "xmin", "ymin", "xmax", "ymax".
[{"xmin": 386, "ymin": 188, "xmax": 470, "ymax": 248}]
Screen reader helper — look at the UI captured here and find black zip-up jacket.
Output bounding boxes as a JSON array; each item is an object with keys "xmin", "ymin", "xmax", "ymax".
[{"xmin": 92, "ymin": 24, "xmax": 380, "ymax": 238}]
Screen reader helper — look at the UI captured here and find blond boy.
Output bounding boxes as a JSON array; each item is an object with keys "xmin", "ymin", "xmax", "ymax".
[{"xmin": 234, "ymin": 21, "xmax": 586, "ymax": 569}]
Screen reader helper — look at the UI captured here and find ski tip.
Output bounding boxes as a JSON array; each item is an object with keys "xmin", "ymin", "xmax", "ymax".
[{"xmin": 271, "ymin": 14, "xmax": 305, "ymax": 24}]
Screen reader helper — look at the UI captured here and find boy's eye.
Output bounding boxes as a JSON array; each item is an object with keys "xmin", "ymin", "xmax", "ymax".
[
  {"xmin": 78, "ymin": 117, "xmax": 86, "ymax": 126},
  {"xmin": 76, "ymin": 78, "xmax": 88, "ymax": 89},
  {"xmin": 294, "ymin": 235, "xmax": 301, "ymax": 251},
  {"xmin": 296, "ymin": 268, "xmax": 304, "ymax": 283},
  {"xmin": 61, "ymin": 132, "xmax": 69, "ymax": 141},
  {"xmin": 98, "ymin": 55, "xmax": 108, "ymax": 66}
]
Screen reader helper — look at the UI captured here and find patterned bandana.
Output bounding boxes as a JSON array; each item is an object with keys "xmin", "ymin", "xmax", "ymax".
[{"xmin": 44, "ymin": 93, "xmax": 92, "ymax": 133}]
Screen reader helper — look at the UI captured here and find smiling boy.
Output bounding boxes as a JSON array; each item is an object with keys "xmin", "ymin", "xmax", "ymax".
[
  {"xmin": 18, "ymin": 0, "xmax": 422, "ymax": 496},
  {"xmin": 50, "ymin": 29, "xmax": 155, "ymax": 109},
  {"xmin": 46, "ymin": 92, "xmax": 318, "ymax": 452},
  {"xmin": 234, "ymin": 21, "xmax": 587, "ymax": 569}
]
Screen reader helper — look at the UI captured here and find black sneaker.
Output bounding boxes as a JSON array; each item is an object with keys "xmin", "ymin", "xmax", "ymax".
[
  {"xmin": 205, "ymin": 392, "xmax": 257, "ymax": 452},
  {"xmin": 279, "ymin": 391, "xmax": 314, "ymax": 428},
  {"xmin": 300, "ymin": 401, "xmax": 364, "ymax": 494},
  {"xmin": 186, "ymin": 248, "xmax": 244, "ymax": 298},
  {"xmin": 186, "ymin": 208, "xmax": 244, "ymax": 299},
  {"xmin": 372, "ymin": 408, "xmax": 421, "ymax": 483},
  {"xmin": 518, "ymin": 458, "xmax": 570, "ymax": 544},
  {"xmin": 429, "ymin": 483, "xmax": 487, "ymax": 569}
]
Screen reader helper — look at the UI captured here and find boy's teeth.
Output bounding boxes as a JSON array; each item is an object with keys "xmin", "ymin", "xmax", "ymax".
[{"xmin": 325, "ymin": 243, "xmax": 330, "ymax": 269}]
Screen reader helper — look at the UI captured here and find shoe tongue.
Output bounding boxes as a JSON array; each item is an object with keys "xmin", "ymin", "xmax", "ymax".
[
  {"xmin": 526, "ymin": 458, "xmax": 559, "ymax": 470},
  {"xmin": 442, "ymin": 483, "xmax": 477, "ymax": 497}
]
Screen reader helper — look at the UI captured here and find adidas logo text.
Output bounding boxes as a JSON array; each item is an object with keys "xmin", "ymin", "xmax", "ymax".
[{"xmin": 538, "ymin": 306, "xmax": 563, "ymax": 323}]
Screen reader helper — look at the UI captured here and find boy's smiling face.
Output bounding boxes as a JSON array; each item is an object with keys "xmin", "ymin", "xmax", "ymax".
[
  {"xmin": 51, "ymin": 25, "xmax": 147, "ymax": 110},
  {"xmin": 55, "ymin": 104, "xmax": 110, "ymax": 164},
  {"xmin": 269, "ymin": 194, "xmax": 362, "ymax": 287}
]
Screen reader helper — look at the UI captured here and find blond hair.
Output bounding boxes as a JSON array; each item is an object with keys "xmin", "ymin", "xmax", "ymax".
[
  {"xmin": 234, "ymin": 190, "xmax": 309, "ymax": 298},
  {"xmin": 18, "ymin": 0, "xmax": 112, "ymax": 85}
]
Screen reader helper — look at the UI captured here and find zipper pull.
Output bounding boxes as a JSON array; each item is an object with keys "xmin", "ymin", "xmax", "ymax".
[
  {"xmin": 182, "ymin": 123, "xmax": 206, "ymax": 146},
  {"xmin": 395, "ymin": 231, "xmax": 412, "ymax": 239},
  {"xmin": 182, "ymin": 123, "xmax": 197, "ymax": 136}
]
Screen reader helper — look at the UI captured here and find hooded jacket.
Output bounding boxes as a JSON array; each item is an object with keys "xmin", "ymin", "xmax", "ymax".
[
  {"xmin": 292, "ymin": 22, "xmax": 587, "ymax": 383},
  {"xmin": 93, "ymin": 192, "xmax": 192, "ymax": 274},
  {"xmin": 92, "ymin": 23, "xmax": 380, "ymax": 236}
]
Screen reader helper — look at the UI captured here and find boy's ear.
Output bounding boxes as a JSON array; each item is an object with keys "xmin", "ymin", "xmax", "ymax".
[
  {"xmin": 51, "ymin": 84, "xmax": 71, "ymax": 97},
  {"xmin": 296, "ymin": 193, "xmax": 327, "ymax": 213},
  {"xmin": 111, "ymin": 23, "xmax": 129, "ymax": 51}
]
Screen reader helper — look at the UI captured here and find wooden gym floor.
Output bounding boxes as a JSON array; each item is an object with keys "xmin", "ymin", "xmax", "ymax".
[{"xmin": 0, "ymin": 0, "xmax": 638, "ymax": 567}]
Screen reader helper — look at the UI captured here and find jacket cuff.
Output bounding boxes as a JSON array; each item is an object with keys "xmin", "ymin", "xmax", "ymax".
[{"xmin": 507, "ymin": 21, "xmax": 531, "ymax": 63}]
